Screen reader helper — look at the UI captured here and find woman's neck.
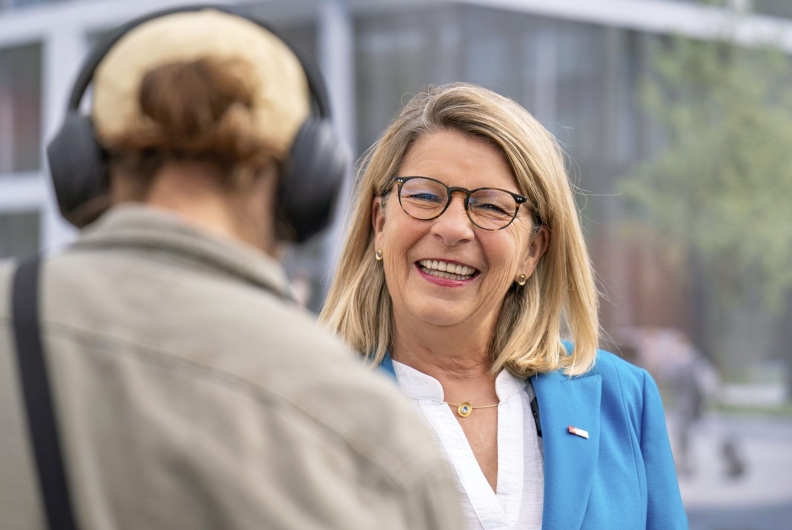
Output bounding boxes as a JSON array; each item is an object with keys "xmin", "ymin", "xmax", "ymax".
[
  {"xmin": 391, "ymin": 314, "xmax": 500, "ymax": 405},
  {"xmin": 116, "ymin": 160, "xmax": 278, "ymax": 256}
]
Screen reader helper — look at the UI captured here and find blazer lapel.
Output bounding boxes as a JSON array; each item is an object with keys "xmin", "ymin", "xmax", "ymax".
[{"xmin": 533, "ymin": 367, "xmax": 602, "ymax": 530}]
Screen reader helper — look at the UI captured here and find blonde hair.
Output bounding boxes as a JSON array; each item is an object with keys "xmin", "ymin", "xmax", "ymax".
[
  {"xmin": 93, "ymin": 9, "xmax": 309, "ymax": 160},
  {"xmin": 97, "ymin": 57, "xmax": 279, "ymax": 225},
  {"xmin": 106, "ymin": 57, "xmax": 277, "ymax": 179},
  {"xmin": 320, "ymin": 83, "xmax": 599, "ymax": 377}
]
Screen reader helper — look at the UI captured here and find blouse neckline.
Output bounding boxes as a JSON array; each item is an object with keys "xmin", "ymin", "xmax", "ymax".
[
  {"xmin": 391, "ymin": 359, "xmax": 542, "ymax": 529},
  {"xmin": 391, "ymin": 359, "xmax": 527, "ymax": 403}
]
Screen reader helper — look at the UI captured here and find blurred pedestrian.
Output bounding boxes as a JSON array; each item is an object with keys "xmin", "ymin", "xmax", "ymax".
[
  {"xmin": 0, "ymin": 7, "xmax": 463, "ymax": 530},
  {"xmin": 670, "ymin": 349, "xmax": 711, "ymax": 476},
  {"xmin": 321, "ymin": 83, "xmax": 687, "ymax": 530}
]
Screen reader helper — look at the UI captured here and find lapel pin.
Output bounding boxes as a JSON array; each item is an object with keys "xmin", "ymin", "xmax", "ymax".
[{"xmin": 568, "ymin": 425, "xmax": 589, "ymax": 439}]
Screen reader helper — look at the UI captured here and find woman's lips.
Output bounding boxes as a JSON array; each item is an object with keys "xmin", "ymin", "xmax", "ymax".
[
  {"xmin": 415, "ymin": 260, "xmax": 480, "ymax": 287},
  {"xmin": 417, "ymin": 259, "xmax": 477, "ymax": 277}
]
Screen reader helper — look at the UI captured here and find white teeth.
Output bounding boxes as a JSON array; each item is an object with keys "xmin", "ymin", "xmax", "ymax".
[{"xmin": 418, "ymin": 259, "xmax": 478, "ymax": 279}]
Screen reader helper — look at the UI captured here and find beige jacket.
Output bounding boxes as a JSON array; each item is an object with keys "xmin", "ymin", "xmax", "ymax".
[{"xmin": 0, "ymin": 206, "xmax": 463, "ymax": 530}]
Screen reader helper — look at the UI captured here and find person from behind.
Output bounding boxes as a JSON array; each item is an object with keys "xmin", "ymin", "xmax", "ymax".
[
  {"xmin": 0, "ymin": 8, "xmax": 463, "ymax": 530},
  {"xmin": 321, "ymin": 83, "xmax": 687, "ymax": 529}
]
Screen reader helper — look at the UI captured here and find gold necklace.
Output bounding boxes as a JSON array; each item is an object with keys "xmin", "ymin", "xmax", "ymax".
[{"xmin": 446, "ymin": 401, "xmax": 499, "ymax": 418}]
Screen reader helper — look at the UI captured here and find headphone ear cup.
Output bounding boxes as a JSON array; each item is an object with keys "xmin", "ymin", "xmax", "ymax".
[
  {"xmin": 279, "ymin": 118, "xmax": 348, "ymax": 243},
  {"xmin": 46, "ymin": 112, "xmax": 109, "ymax": 227}
]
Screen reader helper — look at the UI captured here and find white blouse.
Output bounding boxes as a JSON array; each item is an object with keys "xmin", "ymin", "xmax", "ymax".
[{"xmin": 392, "ymin": 360, "xmax": 544, "ymax": 530}]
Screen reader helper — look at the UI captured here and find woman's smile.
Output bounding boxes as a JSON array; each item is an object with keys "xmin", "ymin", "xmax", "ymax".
[{"xmin": 415, "ymin": 258, "xmax": 481, "ymax": 286}]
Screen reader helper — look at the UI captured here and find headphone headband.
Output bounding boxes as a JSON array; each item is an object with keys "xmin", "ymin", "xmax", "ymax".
[{"xmin": 67, "ymin": 4, "xmax": 331, "ymax": 118}]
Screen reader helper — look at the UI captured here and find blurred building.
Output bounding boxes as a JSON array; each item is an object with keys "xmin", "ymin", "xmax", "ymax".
[{"xmin": 3, "ymin": 0, "xmax": 792, "ymax": 385}]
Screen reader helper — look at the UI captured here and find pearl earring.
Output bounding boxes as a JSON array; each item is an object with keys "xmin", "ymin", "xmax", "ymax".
[
  {"xmin": 517, "ymin": 274, "xmax": 527, "ymax": 286},
  {"xmin": 375, "ymin": 249, "xmax": 383, "ymax": 261}
]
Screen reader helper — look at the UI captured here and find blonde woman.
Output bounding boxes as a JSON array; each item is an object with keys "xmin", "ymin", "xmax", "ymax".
[{"xmin": 321, "ymin": 84, "xmax": 686, "ymax": 530}]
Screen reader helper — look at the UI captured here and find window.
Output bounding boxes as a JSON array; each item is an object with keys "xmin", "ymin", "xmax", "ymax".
[
  {"xmin": 753, "ymin": 0, "xmax": 792, "ymax": 19},
  {"xmin": 355, "ymin": 6, "xmax": 649, "ymax": 183},
  {"xmin": 0, "ymin": 42, "xmax": 42, "ymax": 174},
  {"xmin": 278, "ymin": 22, "xmax": 318, "ymax": 67},
  {"xmin": 2, "ymin": 0, "xmax": 72, "ymax": 10}
]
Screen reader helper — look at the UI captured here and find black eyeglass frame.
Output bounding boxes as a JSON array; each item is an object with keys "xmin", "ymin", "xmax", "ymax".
[{"xmin": 389, "ymin": 176, "xmax": 542, "ymax": 231}]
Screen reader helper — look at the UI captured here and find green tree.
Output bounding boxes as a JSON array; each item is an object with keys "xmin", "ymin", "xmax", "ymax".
[{"xmin": 620, "ymin": 14, "xmax": 792, "ymax": 390}]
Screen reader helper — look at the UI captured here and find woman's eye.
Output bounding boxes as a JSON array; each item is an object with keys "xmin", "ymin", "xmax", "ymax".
[
  {"xmin": 407, "ymin": 193, "xmax": 442, "ymax": 203},
  {"xmin": 477, "ymin": 203, "xmax": 508, "ymax": 214}
]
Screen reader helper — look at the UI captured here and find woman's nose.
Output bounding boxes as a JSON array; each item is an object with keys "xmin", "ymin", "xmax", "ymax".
[{"xmin": 430, "ymin": 194, "xmax": 475, "ymax": 244}]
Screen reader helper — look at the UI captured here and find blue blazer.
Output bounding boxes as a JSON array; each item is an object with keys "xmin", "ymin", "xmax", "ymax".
[{"xmin": 380, "ymin": 350, "xmax": 688, "ymax": 530}]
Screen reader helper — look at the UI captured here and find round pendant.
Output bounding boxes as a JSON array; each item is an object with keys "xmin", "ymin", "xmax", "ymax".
[{"xmin": 457, "ymin": 402, "xmax": 473, "ymax": 418}]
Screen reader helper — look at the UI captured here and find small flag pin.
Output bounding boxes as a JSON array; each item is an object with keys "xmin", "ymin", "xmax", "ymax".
[{"xmin": 568, "ymin": 426, "xmax": 589, "ymax": 439}]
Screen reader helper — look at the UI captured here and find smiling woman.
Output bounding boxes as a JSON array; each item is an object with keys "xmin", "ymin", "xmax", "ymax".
[
  {"xmin": 324, "ymin": 84, "xmax": 597, "ymax": 377},
  {"xmin": 320, "ymin": 84, "xmax": 686, "ymax": 530}
]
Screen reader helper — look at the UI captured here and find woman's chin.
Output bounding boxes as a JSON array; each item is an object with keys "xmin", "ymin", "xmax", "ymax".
[{"xmin": 403, "ymin": 300, "xmax": 473, "ymax": 328}]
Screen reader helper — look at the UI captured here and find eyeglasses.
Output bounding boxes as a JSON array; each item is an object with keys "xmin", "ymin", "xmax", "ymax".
[{"xmin": 389, "ymin": 176, "xmax": 540, "ymax": 231}]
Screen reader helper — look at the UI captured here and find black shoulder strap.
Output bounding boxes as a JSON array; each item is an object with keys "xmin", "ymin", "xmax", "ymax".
[
  {"xmin": 12, "ymin": 257, "xmax": 80, "ymax": 530},
  {"xmin": 530, "ymin": 396, "xmax": 542, "ymax": 438}
]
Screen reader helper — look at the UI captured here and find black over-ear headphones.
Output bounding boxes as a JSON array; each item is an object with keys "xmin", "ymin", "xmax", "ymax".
[{"xmin": 46, "ymin": 5, "xmax": 348, "ymax": 243}]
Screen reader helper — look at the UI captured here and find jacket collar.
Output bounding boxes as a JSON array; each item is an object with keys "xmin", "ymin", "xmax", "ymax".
[
  {"xmin": 532, "ymin": 364, "xmax": 602, "ymax": 530},
  {"xmin": 379, "ymin": 351, "xmax": 397, "ymax": 379},
  {"xmin": 71, "ymin": 205, "xmax": 294, "ymax": 300}
]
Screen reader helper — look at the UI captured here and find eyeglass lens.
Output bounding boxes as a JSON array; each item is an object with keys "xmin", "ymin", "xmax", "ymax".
[{"xmin": 398, "ymin": 177, "xmax": 519, "ymax": 230}]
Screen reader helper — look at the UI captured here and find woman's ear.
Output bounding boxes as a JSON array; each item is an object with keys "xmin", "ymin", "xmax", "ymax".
[
  {"xmin": 372, "ymin": 196, "xmax": 386, "ymax": 249},
  {"xmin": 519, "ymin": 225, "xmax": 550, "ymax": 279}
]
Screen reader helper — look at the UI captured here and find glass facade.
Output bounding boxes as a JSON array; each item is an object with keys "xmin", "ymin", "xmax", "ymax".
[
  {"xmin": 355, "ymin": 5, "xmax": 680, "ymax": 334},
  {"xmin": 0, "ymin": 42, "xmax": 41, "ymax": 174},
  {"xmin": 278, "ymin": 22, "xmax": 318, "ymax": 67},
  {"xmin": 1, "ymin": 0, "xmax": 71, "ymax": 10},
  {"xmin": 754, "ymin": 0, "xmax": 792, "ymax": 18},
  {"xmin": 356, "ymin": 6, "xmax": 655, "ymax": 202}
]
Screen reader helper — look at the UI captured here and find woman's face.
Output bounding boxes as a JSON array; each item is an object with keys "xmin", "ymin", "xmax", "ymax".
[{"xmin": 372, "ymin": 129, "xmax": 549, "ymax": 333}]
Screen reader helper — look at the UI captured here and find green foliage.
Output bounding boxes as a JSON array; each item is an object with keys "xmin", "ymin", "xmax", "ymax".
[{"xmin": 620, "ymin": 32, "xmax": 792, "ymax": 309}]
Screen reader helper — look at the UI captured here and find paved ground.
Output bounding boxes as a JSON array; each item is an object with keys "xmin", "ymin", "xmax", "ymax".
[{"xmin": 669, "ymin": 413, "xmax": 792, "ymax": 530}]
